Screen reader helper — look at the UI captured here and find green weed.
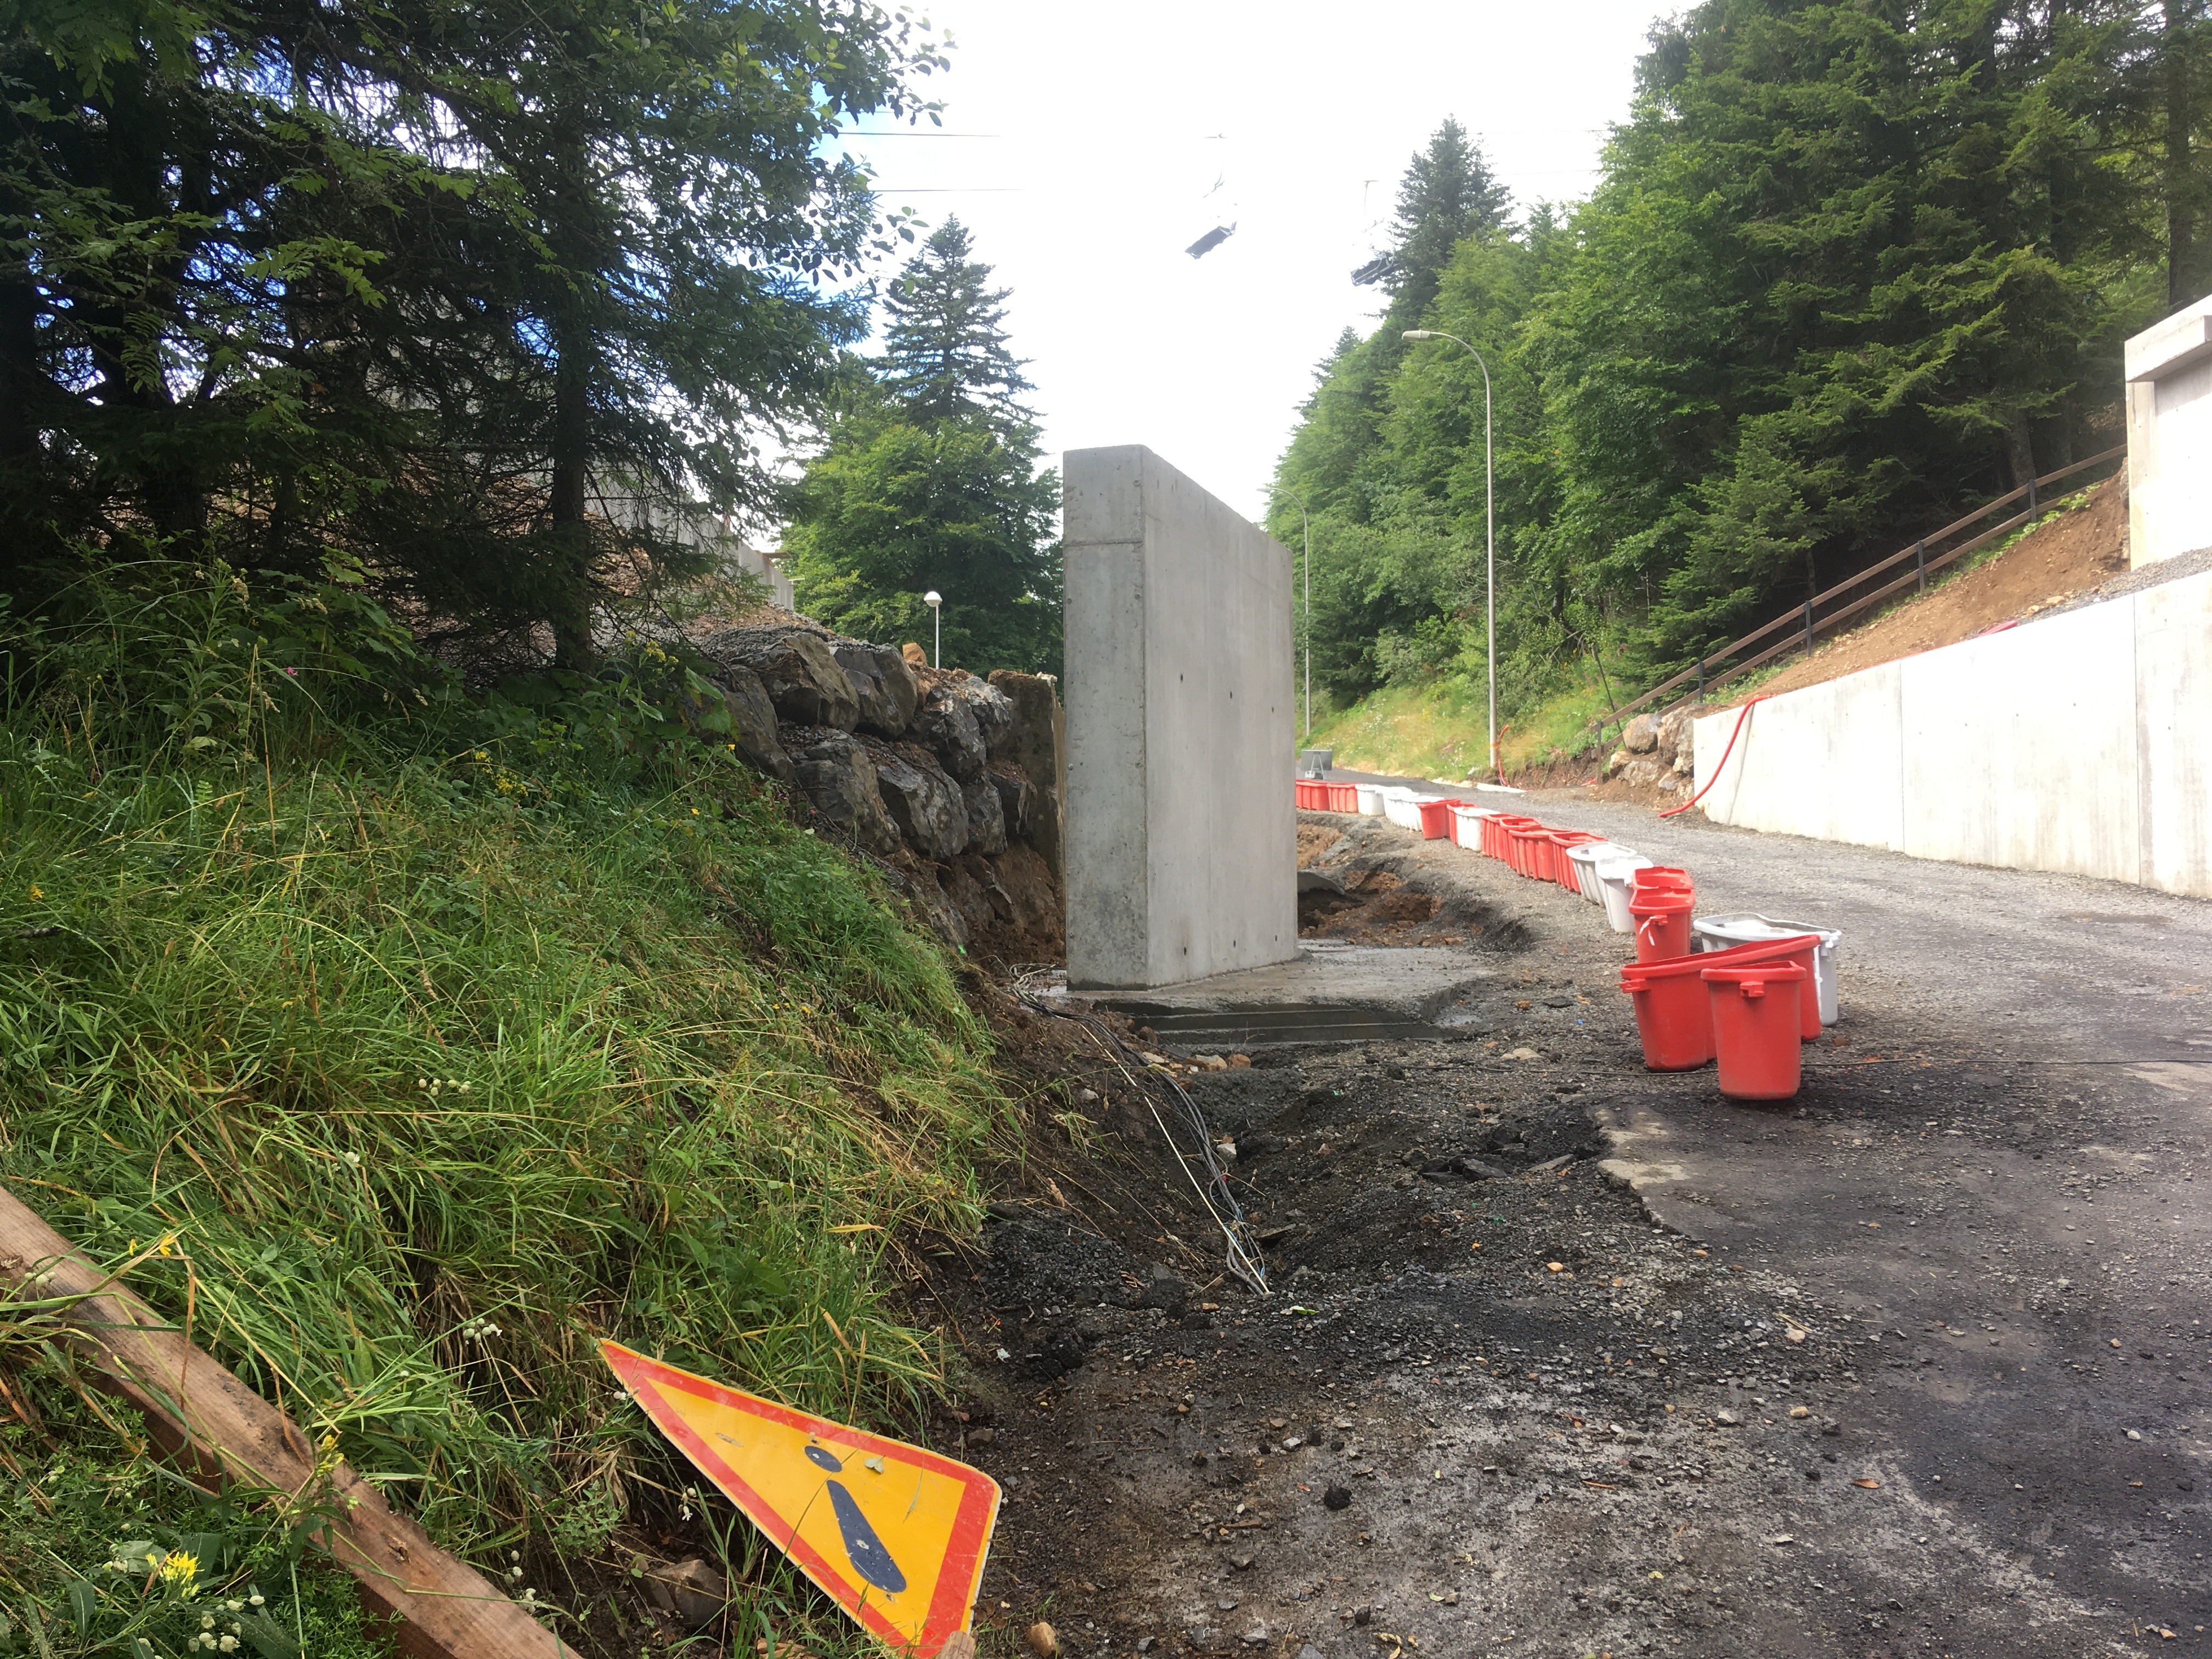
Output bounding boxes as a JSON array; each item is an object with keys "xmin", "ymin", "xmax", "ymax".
[{"xmin": 0, "ymin": 563, "xmax": 1006, "ymax": 1650}]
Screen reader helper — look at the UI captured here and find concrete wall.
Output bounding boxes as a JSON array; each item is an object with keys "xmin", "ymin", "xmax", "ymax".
[
  {"xmin": 2126, "ymin": 296, "xmax": 2212, "ymax": 570},
  {"xmin": 1063, "ymin": 446, "xmax": 1297, "ymax": 989},
  {"xmin": 1693, "ymin": 568, "xmax": 2212, "ymax": 898}
]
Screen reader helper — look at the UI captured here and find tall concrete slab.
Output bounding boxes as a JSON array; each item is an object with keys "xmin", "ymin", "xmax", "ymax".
[
  {"xmin": 1063, "ymin": 446, "xmax": 1296, "ymax": 989},
  {"xmin": 2126, "ymin": 296, "xmax": 2212, "ymax": 569}
]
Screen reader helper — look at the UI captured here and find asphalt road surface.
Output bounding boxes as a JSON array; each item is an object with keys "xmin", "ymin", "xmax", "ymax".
[{"xmin": 958, "ymin": 782, "xmax": 2211, "ymax": 1659}]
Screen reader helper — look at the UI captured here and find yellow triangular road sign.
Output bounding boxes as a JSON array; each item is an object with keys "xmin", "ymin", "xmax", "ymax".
[{"xmin": 601, "ymin": 1341, "xmax": 999, "ymax": 1658}]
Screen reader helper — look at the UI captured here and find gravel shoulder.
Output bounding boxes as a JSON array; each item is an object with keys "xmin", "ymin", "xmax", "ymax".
[{"xmin": 942, "ymin": 793, "xmax": 2212, "ymax": 1659}]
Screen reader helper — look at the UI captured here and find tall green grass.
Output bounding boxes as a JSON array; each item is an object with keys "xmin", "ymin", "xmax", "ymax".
[
  {"xmin": 0, "ymin": 563, "xmax": 1003, "ymax": 1648},
  {"xmin": 1305, "ymin": 667, "xmax": 1615, "ymax": 780}
]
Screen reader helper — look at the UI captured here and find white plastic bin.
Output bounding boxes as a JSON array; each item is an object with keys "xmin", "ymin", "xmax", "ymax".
[
  {"xmin": 1692, "ymin": 913, "xmax": 1842, "ymax": 1025},
  {"xmin": 1566, "ymin": 840, "xmax": 1633, "ymax": 904},
  {"xmin": 1595, "ymin": 855, "xmax": 1655, "ymax": 934},
  {"xmin": 1356, "ymin": 783, "xmax": 1386, "ymax": 817},
  {"xmin": 1383, "ymin": 788, "xmax": 1431, "ymax": 831},
  {"xmin": 1449, "ymin": 804, "xmax": 1494, "ymax": 849}
]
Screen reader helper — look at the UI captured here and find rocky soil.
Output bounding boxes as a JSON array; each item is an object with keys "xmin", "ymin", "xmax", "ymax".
[{"xmin": 929, "ymin": 807, "xmax": 2212, "ymax": 1659}]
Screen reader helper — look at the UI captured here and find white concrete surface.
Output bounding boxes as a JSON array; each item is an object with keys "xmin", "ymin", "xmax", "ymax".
[
  {"xmin": 1063, "ymin": 445, "xmax": 1296, "ymax": 989},
  {"xmin": 2126, "ymin": 295, "xmax": 2212, "ymax": 571},
  {"xmin": 1694, "ymin": 566, "xmax": 2212, "ymax": 899}
]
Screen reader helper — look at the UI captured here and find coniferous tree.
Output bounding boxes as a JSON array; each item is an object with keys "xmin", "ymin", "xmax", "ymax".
[
  {"xmin": 783, "ymin": 222, "xmax": 1061, "ymax": 676},
  {"xmin": 1273, "ymin": 0, "xmax": 2204, "ymax": 729},
  {"xmin": 880, "ymin": 218, "xmax": 1033, "ymax": 422},
  {"xmin": 1383, "ymin": 119, "xmax": 1513, "ymax": 327},
  {"xmin": 0, "ymin": 0, "xmax": 945, "ymax": 666}
]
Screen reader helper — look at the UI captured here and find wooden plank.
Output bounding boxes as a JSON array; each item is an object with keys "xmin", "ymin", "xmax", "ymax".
[{"xmin": 0, "ymin": 1187, "xmax": 580, "ymax": 1659}]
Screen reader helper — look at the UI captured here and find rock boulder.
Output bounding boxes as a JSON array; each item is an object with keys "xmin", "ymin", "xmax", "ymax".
[
  {"xmin": 963, "ymin": 778, "xmax": 1008, "ymax": 856},
  {"xmin": 864, "ymin": 740, "xmax": 968, "ymax": 861},
  {"xmin": 783, "ymin": 726, "xmax": 899, "ymax": 853},
  {"xmin": 715, "ymin": 665, "xmax": 793, "ymax": 784},
  {"xmin": 1622, "ymin": 712, "xmax": 1661, "ymax": 753},
  {"xmin": 831, "ymin": 640, "xmax": 922, "ymax": 738},
  {"xmin": 912, "ymin": 684, "xmax": 987, "ymax": 782},
  {"xmin": 698, "ymin": 627, "xmax": 859, "ymax": 731}
]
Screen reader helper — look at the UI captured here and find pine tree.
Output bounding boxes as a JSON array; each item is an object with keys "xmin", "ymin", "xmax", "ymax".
[
  {"xmin": 880, "ymin": 218, "xmax": 1032, "ymax": 424},
  {"xmin": 1384, "ymin": 119, "xmax": 1513, "ymax": 325},
  {"xmin": 784, "ymin": 221, "xmax": 1060, "ymax": 674}
]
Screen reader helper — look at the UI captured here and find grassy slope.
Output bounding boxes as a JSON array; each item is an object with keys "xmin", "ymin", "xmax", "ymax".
[
  {"xmin": 1305, "ymin": 669, "xmax": 1616, "ymax": 781},
  {"xmin": 0, "ymin": 569, "xmax": 1006, "ymax": 1655}
]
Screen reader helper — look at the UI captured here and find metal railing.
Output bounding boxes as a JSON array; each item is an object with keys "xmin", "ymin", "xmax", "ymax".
[{"xmin": 1590, "ymin": 443, "xmax": 2126, "ymax": 735}]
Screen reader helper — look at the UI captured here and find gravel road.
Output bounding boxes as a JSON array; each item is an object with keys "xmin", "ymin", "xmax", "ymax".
[{"xmin": 950, "ymin": 787, "xmax": 2211, "ymax": 1659}]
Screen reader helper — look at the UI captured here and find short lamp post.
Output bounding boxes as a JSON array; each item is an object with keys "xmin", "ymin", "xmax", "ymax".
[
  {"xmin": 1403, "ymin": 329, "xmax": 1499, "ymax": 783},
  {"xmin": 923, "ymin": 590, "xmax": 942, "ymax": 668}
]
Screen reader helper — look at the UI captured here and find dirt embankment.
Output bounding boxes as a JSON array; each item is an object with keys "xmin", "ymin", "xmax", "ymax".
[{"xmin": 1745, "ymin": 475, "xmax": 2130, "ymax": 703}]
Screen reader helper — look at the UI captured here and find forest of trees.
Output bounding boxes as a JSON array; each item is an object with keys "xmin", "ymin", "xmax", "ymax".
[
  {"xmin": 780, "ymin": 218, "xmax": 1063, "ymax": 675},
  {"xmin": 1, "ymin": 0, "xmax": 946, "ymax": 664},
  {"xmin": 1279, "ymin": 0, "xmax": 2212, "ymax": 724}
]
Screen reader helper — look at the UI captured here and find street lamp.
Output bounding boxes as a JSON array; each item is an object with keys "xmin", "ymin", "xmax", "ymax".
[
  {"xmin": 1403, "ymin": 329, "xmax": 1499, "ymax": 783},
  {"xmin": 1263, "ymin": 486, "xmax": 1313, "ymax": 740},
  {"xmin": 923, "ymin": 590, "xmax": 942, "ymax": 668}
]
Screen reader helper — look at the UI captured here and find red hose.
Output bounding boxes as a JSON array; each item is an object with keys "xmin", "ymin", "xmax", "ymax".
[{"xmin": 1657, "ymin": 696, "xmax": 1770, "ymax": 820}]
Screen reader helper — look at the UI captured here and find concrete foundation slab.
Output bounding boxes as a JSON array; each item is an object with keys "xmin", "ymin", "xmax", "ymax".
[{"xmin": 1063, "ymin": 446, "xmax": 1296, "ymax": 989}]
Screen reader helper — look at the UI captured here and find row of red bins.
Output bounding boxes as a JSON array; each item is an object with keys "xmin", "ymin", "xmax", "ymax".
[
  {"xmin": 1475, "ymin": 812, "xmax": 1607, "ymax": 896},
  {"xmin": 1293, "ymin": 780, "xmax": 1359, "ymax": 812}
]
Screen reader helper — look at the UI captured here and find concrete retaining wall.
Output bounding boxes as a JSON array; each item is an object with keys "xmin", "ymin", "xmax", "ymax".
[
  {"xmin": 1063, "ymin": 446, "xmax": 1297, "ymax": 989},
  {"xmin": 1692, "ymin": 567, "xmax": 2212, "ymax": 898}
]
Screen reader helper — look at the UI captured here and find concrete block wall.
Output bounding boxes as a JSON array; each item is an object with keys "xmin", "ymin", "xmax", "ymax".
[
  {"xmin": 1063, "ymin": 446, "xmax": 1297, "ymax": 989},
  {"xmin": 2126, "ymin": 296, "xmax": 2212, "ymax": 571},
  {"xmin": 1692, "ymin": 567, "xmax": 2212, "ymax": 898}
]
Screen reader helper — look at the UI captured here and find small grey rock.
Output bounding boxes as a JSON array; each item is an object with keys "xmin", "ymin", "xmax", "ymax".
[
  {"xmin": 1715, "ymin": 1409, "xmax": 1742, "ymax": 1426},
  {"xmin": 1134, "ymin": 1262, "xmax": 1190, "ymax": 1318},
  {"xmin": 1239, "ymin": 1623, "xmax": 1271, "ymax": 1647}
]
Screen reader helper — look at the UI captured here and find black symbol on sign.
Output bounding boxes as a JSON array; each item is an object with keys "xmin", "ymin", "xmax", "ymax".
[{"xmin": 801, "ymin": 1443, "xmax": 909, "ymax": 1594}]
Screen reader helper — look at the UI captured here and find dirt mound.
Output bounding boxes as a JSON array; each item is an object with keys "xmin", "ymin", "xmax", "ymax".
[
  {"xmin": 1295, "ymin": 812, "xmax": 1511, "ymax": 946},
  {"xmin": 1743, "ymin": 474, "xmax": 2129, "ymax": 702}
]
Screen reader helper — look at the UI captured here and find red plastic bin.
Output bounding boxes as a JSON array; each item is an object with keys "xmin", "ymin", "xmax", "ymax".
[
  {"xmin": 1508, "ymin": 822, "xmax": 1553, "ymax": 878},
  {"xmin": 1550, "ymin": 832, "xmax": 1605, "ymax": 892},
  {"xmin": 1703, "ymin": 962, "xmax": 1809, "ymax": 1099},
  {"xmin": 1618, "ymin": 933, "xmax": 1822, "ymax": 1070},
  {"xmin": 1629, "ymin": 888, "xmax": 1696, "ymax": 962},
  {"xmin": 1327, "ymin": 781, "xmax": 1358, "ymax": 812},
  {"xmin": 1417, "ymin": 798, "xmax": 1462, "ymax": 839},
  {"xmin": 1486, "ymin": 814, "xmax": 1532, "ymax": 860}
]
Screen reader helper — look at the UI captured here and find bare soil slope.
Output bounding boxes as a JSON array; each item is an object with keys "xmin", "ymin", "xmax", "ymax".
[{"xmin": 1745, "ymin": 475, "xmax": 2128, "ymax": 702}]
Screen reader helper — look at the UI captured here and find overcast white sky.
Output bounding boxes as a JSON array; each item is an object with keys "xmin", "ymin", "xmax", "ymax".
[{"xmin": 826, "ymin": 0, "xmax": 1666, "ymax": 522}]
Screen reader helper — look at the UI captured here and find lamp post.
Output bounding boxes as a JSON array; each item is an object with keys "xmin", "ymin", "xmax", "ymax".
[
  {"xmin": 923, "ymin": 590, "xmax": 941, "ymax": 668},
  {"xmin": 1403, "ymin": 329, "xmax": 1498, "ymax": 783},
  {"xmin": 1263, "ymin": 486, "xmax": 1312, "ymax": 740}
]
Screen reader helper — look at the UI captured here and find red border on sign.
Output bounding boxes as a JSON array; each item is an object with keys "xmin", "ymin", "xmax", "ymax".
[{"xmin": 600, "ymin": 1342, "xmax": 997, "ymax": 1658}]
